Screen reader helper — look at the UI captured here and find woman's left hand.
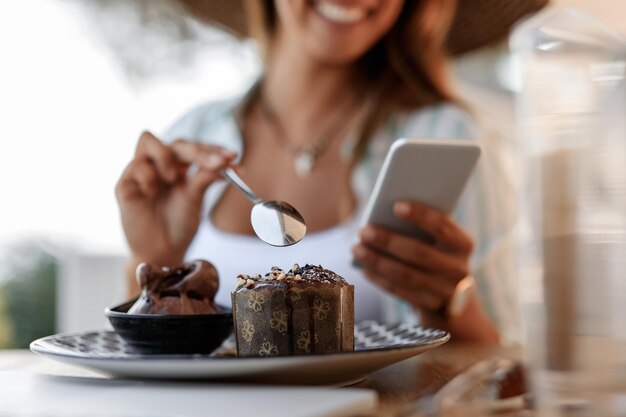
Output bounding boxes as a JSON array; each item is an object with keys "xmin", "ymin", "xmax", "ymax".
[{"xmin": 352, "ymin": 200, "xmax": 473, "ymax": 315}]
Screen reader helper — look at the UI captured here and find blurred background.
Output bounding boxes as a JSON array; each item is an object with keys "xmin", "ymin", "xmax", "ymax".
[{"xmin": 0, "ymin": 0, "xmax": 624, "ymax": 348}]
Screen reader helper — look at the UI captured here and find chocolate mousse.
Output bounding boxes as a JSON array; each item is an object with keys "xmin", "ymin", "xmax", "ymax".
[
  {"xmin": 128, "ymin": 260, "xmax": 220, "ymax": 315},
  {"xmin": 232, "ymin": 264, "xmax": 354, "ymax": 357}
]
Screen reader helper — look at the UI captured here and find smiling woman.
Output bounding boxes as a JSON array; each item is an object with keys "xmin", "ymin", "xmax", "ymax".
[
  {"xmin": 116, "ymin": 0, "xmax": 548, "ymax": 345},
  {"xmin": 273, "ymin": 0, "xmax": 406, "ymax": 63}
]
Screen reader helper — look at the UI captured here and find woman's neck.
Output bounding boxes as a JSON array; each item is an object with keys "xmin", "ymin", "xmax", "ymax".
[{"xmin": 259, "ymin": 30, "xmax": 362, "ymax": 145}]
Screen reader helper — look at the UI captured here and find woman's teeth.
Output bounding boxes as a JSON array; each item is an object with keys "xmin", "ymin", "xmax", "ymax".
[{"xmin": 314, "ymin": 1, "xmax": 368, "ymax": 24}]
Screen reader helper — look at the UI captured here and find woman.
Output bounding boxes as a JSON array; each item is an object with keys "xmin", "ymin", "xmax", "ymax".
[{"xmin": 116, "ymin": 0, "xmax": 544, "ymax": 344}]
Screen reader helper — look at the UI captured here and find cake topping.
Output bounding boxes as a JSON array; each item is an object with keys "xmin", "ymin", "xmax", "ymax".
[
  {"xmin": 296, "ymin": 264, "xmax": 348, "ymax": 284},
  {"xmin": 236, "ymin": 264, "xmax": 348, "ymax": 288}
]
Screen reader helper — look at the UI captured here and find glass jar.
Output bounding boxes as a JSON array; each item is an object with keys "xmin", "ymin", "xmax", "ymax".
[{"xmin": 511, "ymin": 7, "xmax": 626, "ymax": 417}]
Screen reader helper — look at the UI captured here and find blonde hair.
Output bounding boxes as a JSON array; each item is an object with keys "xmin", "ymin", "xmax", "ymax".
[{"xmin": 245, "ymin": 0, "xmax": 458, "ymax": 161}]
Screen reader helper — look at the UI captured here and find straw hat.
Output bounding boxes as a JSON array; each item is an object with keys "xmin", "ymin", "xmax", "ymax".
[{"xmin": 178, "ymin": 0, "xmax": 549, "ymax": 55}]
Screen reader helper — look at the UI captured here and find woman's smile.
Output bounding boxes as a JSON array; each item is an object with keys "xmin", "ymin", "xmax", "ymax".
[
  {"xmin": 276, "ymin": 0, "xmax": 403, "ymax": 64},
  {"xmin": 311, "ymin": 0, "xmax": 373, "ymax": 25}
]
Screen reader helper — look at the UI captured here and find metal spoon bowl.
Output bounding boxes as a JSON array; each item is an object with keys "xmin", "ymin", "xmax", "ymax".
[{"xmin": 221, "ymin": 168, "xmax": 307, "ymax": 246}]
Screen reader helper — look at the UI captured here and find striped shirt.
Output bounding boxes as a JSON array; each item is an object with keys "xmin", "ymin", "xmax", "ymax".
[{"xmin": 164, "ymin": 87, "xmax": 522, "ymax": 345}]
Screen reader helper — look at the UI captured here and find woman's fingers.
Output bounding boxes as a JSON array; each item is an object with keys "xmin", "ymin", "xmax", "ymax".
[
  {"xmin": 353, "ymin": 201, "xmax": 474, "ymax": 313},
  {"xmin": 135, "ymin": 132, "xmax": 237, "ymax": 184},
  {"xmin": 135, "ymin": 131, "xmax": 178, "ymax": 183},
  {"xmin": 186, "ymin": 169, "xmax": 222, "ymax": 203},
  {"xmin": 170, "ymin": 139, "xmax": 236, "ymax": 172},
  {"xmin": 359, "ymin": 226, "xmax": 469, "ymax": 283},
  {"xmin": 169, "ymin": 140, "xmax": 237, "ymax": 202},
  {"xmin": 393, "ymin": 201, "xmax": 474, "ymax": 255},
  {"xmin": 363, "ymin": 270, "xmax": 442, "ymax": 311},
  {"xmin": 116, "ymin": 159, "xmax": 160, "ymax": 201},
  {"xmin": 132, "ymin": 160, "xmax": 160, "ymax": 197},
  {"xmin": 352, "ymin": 243, "xmax": 455, "ymax": 301},
  {"xmin": 121, "ymin": 133, "xmax": 238, "ymax": 203},
  {"xmin": 132, "ymin": 133, "xmax": 238, "ymax": 202}
]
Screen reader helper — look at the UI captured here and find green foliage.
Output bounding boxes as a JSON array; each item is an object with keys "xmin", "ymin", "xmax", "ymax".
[
  {"xmin": 0, "ymin": 242, "xmax": 57, "ymax": 349},
  {"xmin": 0, "ymin": 288, "xmax": 14, "ymax": 348}
]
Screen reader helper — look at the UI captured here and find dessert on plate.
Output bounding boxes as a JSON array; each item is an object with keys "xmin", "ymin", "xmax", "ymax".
[
  {"xmin": 232, "ymin": 264, "xmax": 354, "ymax": 357},
  {"xmin": 128, "ymin": 259, "xmax": 220, "ymax": 315}
]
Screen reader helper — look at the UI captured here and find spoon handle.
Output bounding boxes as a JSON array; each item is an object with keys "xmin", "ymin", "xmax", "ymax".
[{"xmin": 221, "ymin": 167, "xmax": 261, "ymax": 204}]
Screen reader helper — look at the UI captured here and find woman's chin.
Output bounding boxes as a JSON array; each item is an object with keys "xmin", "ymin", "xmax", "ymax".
[{"xmin": 303, "ymin": 42, "xmax": 368, "ymax": 66}]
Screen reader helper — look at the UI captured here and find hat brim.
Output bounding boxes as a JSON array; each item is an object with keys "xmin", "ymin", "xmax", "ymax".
[
  {"xmin": 179, "ymin": 0, "xmax": 548, "ymax": 55},
  {"xmin": 448, "ymin": 0, "xmax": 549, "ymax": 55}
]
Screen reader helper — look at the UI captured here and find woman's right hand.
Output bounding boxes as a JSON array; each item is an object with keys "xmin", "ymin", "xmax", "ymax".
[{"xmin": 115, "ymin": 131, "xmax": 236, "ymax": 266}]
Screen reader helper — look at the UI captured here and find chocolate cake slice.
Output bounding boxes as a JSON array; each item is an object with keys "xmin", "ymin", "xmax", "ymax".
[{"xmin": 232, "ymin": 264, "xmax": 354, "ymax": 357}]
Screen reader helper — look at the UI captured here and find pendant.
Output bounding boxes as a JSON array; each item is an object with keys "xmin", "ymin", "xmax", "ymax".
[{"xmin": 295, "ymin": 150, "xmax": 315, "ymax": 178}]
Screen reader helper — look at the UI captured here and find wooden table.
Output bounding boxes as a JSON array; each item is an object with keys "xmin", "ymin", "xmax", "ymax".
[
  {"xmin": 0, "ymin": 343, "xmax": 520, "ymax": 416},
  {"xmin": 362, "ymin": 343, "xmax": 521, "ymax": 416}
]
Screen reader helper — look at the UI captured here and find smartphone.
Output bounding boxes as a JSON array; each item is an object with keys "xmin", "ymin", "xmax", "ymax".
[{"xmin": 358, "ymin": 138, "xmax": 481, "ymax": 242}]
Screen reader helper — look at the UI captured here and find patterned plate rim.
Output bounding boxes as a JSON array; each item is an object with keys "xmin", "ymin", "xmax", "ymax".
[{"xmin": 30, "ymin": 324, "xmax": 450, "ymax": 362}]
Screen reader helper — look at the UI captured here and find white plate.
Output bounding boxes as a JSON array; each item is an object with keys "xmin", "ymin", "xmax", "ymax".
[{"xmin": 31, "ymin": 321, "xmax": 449, "ymax": 386}]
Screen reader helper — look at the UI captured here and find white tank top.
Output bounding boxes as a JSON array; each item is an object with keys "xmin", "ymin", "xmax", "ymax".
[{"xmin": 185, "ymin": 181, "xmax": 390, "ymax": 322}]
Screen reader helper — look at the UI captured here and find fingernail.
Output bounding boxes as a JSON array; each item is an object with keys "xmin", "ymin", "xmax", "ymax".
[
  {"xmin": 204, "ymin": 154, "xmax": 223, "ymax": 170},
  {"xmin": 394, "ymin": 201, "xmax": 412, "ymax": 217},
  {"xmin": 222, "ymin": 149, "xmax": 237, "ymax": 158},
  {"xmin": 361, "ymin": 227, "xmax": 377, "ymax": 242}
]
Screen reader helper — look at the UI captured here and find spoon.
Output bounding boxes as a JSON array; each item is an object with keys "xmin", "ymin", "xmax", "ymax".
[{"xmin": 221, "ymin": 167, "xmax": 307, "ymax": 246}]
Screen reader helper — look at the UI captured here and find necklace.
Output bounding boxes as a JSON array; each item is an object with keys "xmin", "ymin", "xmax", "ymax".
[{"xmin": 257, "ymin": 93, "xmax": 360, "ymax": 178}]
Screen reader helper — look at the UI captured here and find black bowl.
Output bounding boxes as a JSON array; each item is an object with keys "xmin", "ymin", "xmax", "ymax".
[{"xmin": 105, "ymin": 299, "xmax": 233, "ymax": 354}]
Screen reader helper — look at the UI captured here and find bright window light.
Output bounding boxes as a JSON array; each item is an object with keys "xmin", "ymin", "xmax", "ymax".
[{"xmin": 0, "ymin": 0, "xmax": 258, "ymax": 254}]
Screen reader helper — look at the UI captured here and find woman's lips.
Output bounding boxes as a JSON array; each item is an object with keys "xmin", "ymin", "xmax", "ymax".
[{"xmin": 312, "ymin": 0, "xmax": 372, "ymax": 25}]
